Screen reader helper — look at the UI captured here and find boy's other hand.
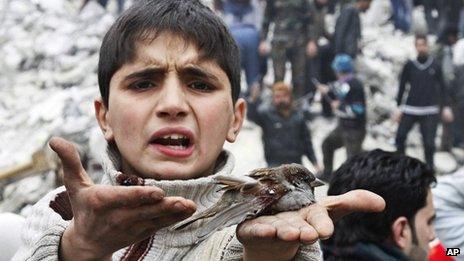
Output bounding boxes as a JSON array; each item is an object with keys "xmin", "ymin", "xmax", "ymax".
[
  {"xmin": 49, "ymin": 137, "xmax": 196, "ymax": 260},
  {"xmin": 237, "ymin": 190, "xmax": 385, "ymax": 261}
]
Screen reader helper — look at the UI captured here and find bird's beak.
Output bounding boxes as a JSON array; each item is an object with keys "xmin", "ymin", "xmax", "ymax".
[{"xmin": 310, "ymin": 179, "xmax": 325, "ymax": 187}]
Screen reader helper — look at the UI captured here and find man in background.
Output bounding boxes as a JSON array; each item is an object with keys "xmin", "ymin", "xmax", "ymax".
[
  {"xmin": 394, "ymin": 34, "xmax": 453, "ymax": 170},
  {"xmin": 323, "ymin": 149, "xmax": 437, "ymax": 261},
  {"xmin": 317, "ymin": 54, "xmax": 366, "ymax": 181},
  {"xmin": 247, "ymin": 82, "xmax": 322, "ymax": 170}
]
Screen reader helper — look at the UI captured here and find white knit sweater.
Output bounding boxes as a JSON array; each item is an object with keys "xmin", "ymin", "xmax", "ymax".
[{"xmin": 13, "ymin": 151, "xmax": 321, "ymax": 260}]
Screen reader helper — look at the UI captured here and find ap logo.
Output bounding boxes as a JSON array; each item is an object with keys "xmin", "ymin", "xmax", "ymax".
[{"xmin": 446, "ymin": 248, "xmax": 461, "ymax": 256}]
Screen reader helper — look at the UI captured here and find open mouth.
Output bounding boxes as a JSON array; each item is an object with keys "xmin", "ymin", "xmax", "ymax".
[
  {"xmin": 149, "ymin": 128, "xmax": 195, "ymax": 157},
  {"xmin": 151, "ymin": 134, "xmax": 191, "ymax": 150}
]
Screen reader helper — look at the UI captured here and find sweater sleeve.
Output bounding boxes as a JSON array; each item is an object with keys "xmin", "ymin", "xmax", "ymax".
[
  {"xmin": 397, "ymin": 61, "xmax": 409, "ymax": 106},
  {"xmin": 12, "ymin": 187, "xmax": 69, "ymax": 261}
]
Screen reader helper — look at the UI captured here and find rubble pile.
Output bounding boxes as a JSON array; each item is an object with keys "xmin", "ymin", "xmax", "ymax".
[{"xmin": 0, "ymin": 0, "xmax": 114, "ymax": 213}]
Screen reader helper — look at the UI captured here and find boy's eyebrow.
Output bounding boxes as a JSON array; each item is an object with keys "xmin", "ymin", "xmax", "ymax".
[
  {"xmin": 124, "ymin": 67, "xmax": 166, "ymax": 81},
  {"xmin": 178, "ymin": 66, "xmax": 220, "ymax": 82}
]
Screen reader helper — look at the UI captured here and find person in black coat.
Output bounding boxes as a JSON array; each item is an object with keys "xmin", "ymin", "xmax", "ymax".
[
  {"xmin": 333, "ymin": 0, "xmax": 372, "ymax": 58},
  {"xmin": 247, "ymin": 82, "xmax": 322, "ymax": 170}
]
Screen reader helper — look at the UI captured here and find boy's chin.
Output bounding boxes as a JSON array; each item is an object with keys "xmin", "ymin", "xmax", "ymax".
[{"xmin": 130, "ymin": 162, "xmax": 212, "ymax": 180}]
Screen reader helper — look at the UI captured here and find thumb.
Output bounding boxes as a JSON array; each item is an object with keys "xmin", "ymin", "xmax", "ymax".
[
  {"xmin": 321, "ymin": 190, "xmax": 385, "ymax": 222},
  {"xmin": 49, "ymin": 137, "xmax": 93, "ymax": 195}
]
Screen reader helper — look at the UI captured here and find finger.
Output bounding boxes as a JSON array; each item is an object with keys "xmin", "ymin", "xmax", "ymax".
[
  {"xmin": 237, "ymin": 221, "xmax": 277, "ymax": 242},
  {"xmin": 302, "ymin": 205, "xmax": 333, "ymax": 240},
  {"xmin": 321, "ymin": 189, "xmax": 386, "ymax": 221},
  {"xmin": 49, "ymin": 137, "xmax": 92, "ymax": 194},
  {"xmin": 120, "ymin": 197, "xmax": 196, "ymax": 223},
  {"xmin": 272, "ymin": 219, "xmax": 300, "ymax": 242},
  {"xmin": 88, "ymin": 185, "xmax": 166, "ymax": 210},
  {"xmin": 297, "ymin": 223, "xmax": 319, "ymax": 244}
]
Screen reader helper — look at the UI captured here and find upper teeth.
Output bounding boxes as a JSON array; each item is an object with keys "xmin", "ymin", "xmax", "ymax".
[{"xmin": 161, "ymin": 134, "xmax": 188, "ymax": 140}]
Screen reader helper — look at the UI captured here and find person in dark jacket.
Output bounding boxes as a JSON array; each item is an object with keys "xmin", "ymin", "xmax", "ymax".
[
  {"xmin": 259, "ymin": 0, "xmax": 318, "ymax": 99},
  {"xmin": 317, "ymin": 54, "xmax": 366, "ymax": 181},
  {"xmin": 247, "ymin": 82, "xmax": 322, "ymax": 169},
  {"xmin": 433, "ymin": 26, "xmax": 459, "ymax": 151},
  {"xmin": 394, "ymin": 35, "xmax": 454, "ymax": 170},
  {"xmin": 322, "ymin": 150, "xmax": 437, "ymax": 261},
  {"xmin": 333, "ymin": 0, "xmax": 372, "ymax": 58}
]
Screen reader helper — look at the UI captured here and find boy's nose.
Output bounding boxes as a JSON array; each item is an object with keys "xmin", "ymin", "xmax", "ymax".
[{"xmin": 156, "ymin": 79, "xmax": 189, "ymax": 119}]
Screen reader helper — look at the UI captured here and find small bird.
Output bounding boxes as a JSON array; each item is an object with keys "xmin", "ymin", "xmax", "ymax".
[{"xmin": 171, "ymin": 163, "xmax": 324, "ymax": 240}]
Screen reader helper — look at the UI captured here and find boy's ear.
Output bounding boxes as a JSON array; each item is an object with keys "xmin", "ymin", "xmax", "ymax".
[
  {"xmin": 391, "ymin": 216, "xmax": 411, "ymax": 251},
  {"xmin": 226, "ymin": 98, "xmax": 246, "ymax": 143},
  {"xmin": 94, "ymin": 99, "xmax": 114, "ymax": 141}
]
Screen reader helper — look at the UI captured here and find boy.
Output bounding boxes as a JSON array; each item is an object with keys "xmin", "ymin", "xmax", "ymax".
[
  {"xmin": 13, "ymin": 1, "xmax": 384, "ymax": 260},
  {"xmin": 248, "ymin": 81, "xmax": 322, "ymax": 170}
]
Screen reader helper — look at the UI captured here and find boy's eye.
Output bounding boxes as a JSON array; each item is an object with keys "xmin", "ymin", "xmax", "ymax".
[
  {"xmin": 130, "ymin": 80, "xmax": 156, "ymax": 90},
  {"xmin": 189, "ymin": 81, "xmax": 214, "ymax": 92}
]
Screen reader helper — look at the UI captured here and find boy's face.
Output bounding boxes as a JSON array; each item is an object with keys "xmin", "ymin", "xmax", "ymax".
[{"xmin": 95, "ymin": 32, "xmax": 245, "ymax": 180}]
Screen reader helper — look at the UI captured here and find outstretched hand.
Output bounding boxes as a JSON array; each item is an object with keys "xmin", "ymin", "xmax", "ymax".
[
  {"xmin": 237, "ymin": 190, "xmax": 385, "ymax": 261},
  {"xmin": 49, "ymin": 137, "xmax": 197, "ymax": 260}
]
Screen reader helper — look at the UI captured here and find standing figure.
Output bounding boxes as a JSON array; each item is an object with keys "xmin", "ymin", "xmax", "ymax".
[
  {"xmin": 248, "ymin": 82, "xmax": 322, "ymax": 170},
  {"xmin": 215, "ymin": 0, "xmax": 262, "ymax": 97},
  {"xmin": 259, "ymin": 0, "xmax": 316, "ymax": 99},
  {"xmin": 333, "ymin": 0, "xmax": 372, "ymax": 59},
  {"xmin": 306, "ymin": 0, "xmax": 331, "ymax": 100},
  {"xmin": 394, "ymin": 35, "xmax": 453, "ymax": 170},
  {"xmin": 434, "ymin": 26, "xmax": 459, "ymax": 151},
  {"xmin": 317, "ymin": 54, "xmax": 366, "ymax": 181}
]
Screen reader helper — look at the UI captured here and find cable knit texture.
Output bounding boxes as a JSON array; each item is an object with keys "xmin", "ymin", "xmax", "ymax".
[{"xmin": 13, "ymin": 151, "xmax": 321, "ymax": 260}]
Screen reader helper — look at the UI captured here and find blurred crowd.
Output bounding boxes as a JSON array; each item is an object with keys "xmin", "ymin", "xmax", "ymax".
[{"xmin": 212, "ymin": 0, "xmax": 464, "ymax": 260}]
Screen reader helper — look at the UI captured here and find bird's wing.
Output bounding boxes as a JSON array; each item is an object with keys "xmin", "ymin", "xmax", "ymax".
[
  {"xmin": 171, "ymin": 190, "xmax": 275, "ymax": 241},
  {"xmin": 213, "ymin": 174, "xmax": 259, "ymax": 192},
  {"xmin": 248, "ymin": 167, "xmax": 284, "ymax": 185},
  {"xmin": 193, "ymin": 194, "xmax": 269, "ymax": 240}
]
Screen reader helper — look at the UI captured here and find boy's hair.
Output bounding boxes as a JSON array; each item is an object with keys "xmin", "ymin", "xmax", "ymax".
[
  {"xmin": 98, "ymin": 0, "xmax": 241, "ymax": 106},
  {"xmin": 327, "ymin": 149, "xmax": 436, "ymax": 246},
  {"xmin": 415, "ymin": 34, "xmax": 428, "ymax": 44}
]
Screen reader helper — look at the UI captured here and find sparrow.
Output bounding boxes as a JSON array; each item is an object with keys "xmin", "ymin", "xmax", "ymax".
[{"xmin": 171, "ymin": 163, "xmax": 324, "ymax": 240}]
